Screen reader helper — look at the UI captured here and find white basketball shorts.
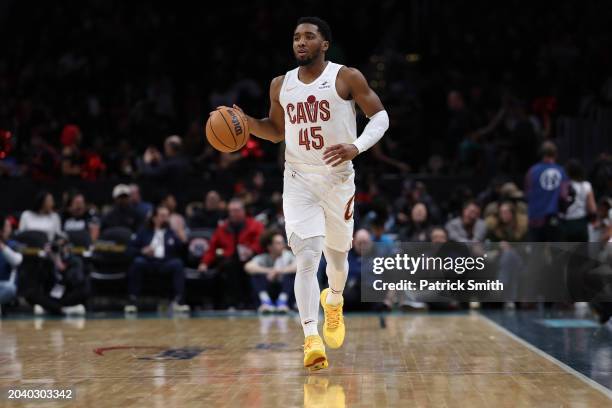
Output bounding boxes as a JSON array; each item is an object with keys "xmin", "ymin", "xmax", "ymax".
[{"xmin": 283, "ymin": 162, "xmax": 355, "ymax": 252}]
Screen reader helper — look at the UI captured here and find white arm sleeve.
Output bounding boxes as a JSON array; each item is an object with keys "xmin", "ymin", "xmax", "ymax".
[
  {"xmin": 2, "ymin": 245, "xmax": 23, "ymax": 267},
  {"xmin": 352, "ymin": 110, "xmax": 389, "ymax": 154}
]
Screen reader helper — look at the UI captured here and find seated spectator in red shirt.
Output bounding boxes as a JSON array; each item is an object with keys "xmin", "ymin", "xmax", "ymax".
[{"xmin": 198, "ymin": 198, "xmax": 264, "ymax": 309}]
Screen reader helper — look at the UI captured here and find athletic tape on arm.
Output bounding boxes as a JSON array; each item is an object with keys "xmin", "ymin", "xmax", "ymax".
[{"xmin": 352, "ymin": 110, "xmax": 389, "ymax": 154}]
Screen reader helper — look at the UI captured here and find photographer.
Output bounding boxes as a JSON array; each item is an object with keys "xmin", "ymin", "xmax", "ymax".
[{"xmin": 22, "ymin": 235, "xmax": 89, "ymax": 315}]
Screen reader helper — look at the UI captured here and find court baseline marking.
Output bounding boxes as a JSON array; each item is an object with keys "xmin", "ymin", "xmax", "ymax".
[{"xmin": 478, "ymin": 312, "xmax": 612, "ymax": 400}]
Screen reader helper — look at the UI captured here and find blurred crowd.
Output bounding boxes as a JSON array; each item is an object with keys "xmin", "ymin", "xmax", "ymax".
[
  {"xmin": 0, "ymin": 140, "xmax": 611, "ymax": 318},
  {"xmin": 1, "ymin": 1, "xmax": 612, "ymax": 317},
  {"xmin": 1, "ymin": 0, "xmax": 611, "ymax": 181}
]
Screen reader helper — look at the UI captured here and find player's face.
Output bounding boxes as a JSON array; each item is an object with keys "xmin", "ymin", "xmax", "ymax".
[{"xmin": 293, "ymin": 24, "xmax": 328, "ymax": 66}]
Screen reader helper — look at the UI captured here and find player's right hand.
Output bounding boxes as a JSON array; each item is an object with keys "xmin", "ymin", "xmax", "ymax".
[{"xmin": 197, "ymin": 263, "xmax": 208, "ymax": 272}]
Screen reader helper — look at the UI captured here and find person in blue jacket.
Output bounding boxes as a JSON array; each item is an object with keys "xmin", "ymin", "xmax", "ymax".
[{"xmin": 125, "ymin": 205, "xmax": 188, "ymax": 314}]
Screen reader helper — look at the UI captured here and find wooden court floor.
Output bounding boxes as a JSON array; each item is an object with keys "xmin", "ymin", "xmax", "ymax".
[{"xmin": 1, "ymin": 314, "xmax": 610, "ymax": 407}]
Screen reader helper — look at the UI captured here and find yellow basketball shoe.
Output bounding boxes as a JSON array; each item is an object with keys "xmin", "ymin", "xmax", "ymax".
[
  {"xmin": 303, "ymin": 335, "xmax": 328, "ymax": 371},
  {"xmin": 320, "ymin": 288, "xmax": 345, "ymax": 349}
]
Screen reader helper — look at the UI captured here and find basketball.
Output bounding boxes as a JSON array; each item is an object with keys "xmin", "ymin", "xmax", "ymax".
[{"xmin": 206, "ymin": 107, "xmax": 249, "ymax": 152}]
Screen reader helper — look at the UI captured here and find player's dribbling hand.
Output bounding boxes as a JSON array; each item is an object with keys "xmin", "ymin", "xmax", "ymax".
[
  {"xmin": 323, "ymin": 143, "xmax": 359, "ymax": 167},
  {"xmin": 232, "ymin": 104, "xmax": 248, "ymax": 123},
  {"xmin": 197, "ymin": 263, "xmax": 208, "ymax": 272}
]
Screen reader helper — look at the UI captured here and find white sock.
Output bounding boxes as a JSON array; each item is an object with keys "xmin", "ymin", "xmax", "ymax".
[
  {"xmin": 323, "ymin": 246, "xmax": 348, "ymax": 306},
  {"xmin": 259, "ymin": 291, "xmax": 271, "ymax": 303},
  {"xmin": 278, "ymin": 293, "xmax": 288, "ymax": 302},
  {"xmin": 290, "ymin": 234, "xmax": 324, "ymax": 337}
]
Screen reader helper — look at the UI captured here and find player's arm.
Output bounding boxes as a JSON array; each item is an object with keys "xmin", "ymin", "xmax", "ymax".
[
  {"xmin": 323, "ymin": 67, "xmax": 389, "ymax": 166},
  {"xmin": 234, "ymin": 76, "xmax": 285, "ymax": 144}
]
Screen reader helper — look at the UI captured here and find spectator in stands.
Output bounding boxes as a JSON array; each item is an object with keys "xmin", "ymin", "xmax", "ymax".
[
  {"xmin": 398, "ymin": 202, "xmax": 432, "ymax": 242},
  {"xmin": 62, "ymin": 192, "xmax": 100, "ymax": 242},
  {"xmin": 18, "ymin": 191, "xmax": 62, "ymax": 241},
  {"xmin": 430, "ymin": 226, "xmax": 448, "ymax": 243},
  {"xmin": 245, "ymin": 230, "xmax": 296, "ymax": 313},
  {"xmin": 101, "ymin": 184, "xmax": 144, "ymax": 232},
  {"xmin": 140, "ymin": 135, "xmax": 191, "ymax": 183},
  {"xmin": 187, "ymin": 190, "xmax": 225, "ymax": 229},
  {"xmin": 483, "ymin": 182, "xmax": 527, "ymax": 218},
  {"xmin": 125, "ymin": 205, "xmax": 188, "ymax": 314},
  {"xmin": 129, "ymin": 184, "xmax": 153, "ymax": 220},
  {"xmin": 28, "ymin": 134, "xmax": 60, "ymax": 182},
  {"xmin": 525, "ymin": 141, "xmax": 569, "ymax": 241},
  {"xmin": 60, "ymin": 124, "xmax": 83, "ymax": 179},
  {"xmin": 445, "ymin": 200, "xmax": 487, "ymax": 242},
  {"xmin": 198, "ymin": 198, "xmax": 264, "ymax": 309},
  {"xmin": 485, "ymin": 201, "xmax": 528, "ymax": 243},
  {"xmin": 161, "ymin": 193, "xmax": 188, "ymax": 243},
  {"xmin": 485, "ymin": 201, "xmax": 527, "ymax": 303},
  {"xmin": 590, "ymin": 197, "xmax": 612, "ymax": 242},
  {"xmin": 394, "ymin": 181, "xmax": 441, "ymax": 229},
  {"xmin": 0, "ymin": 216, "xmax": 22, "ymax": 307},
  {"xmin": 564, "ymin": 159, "xmax": 596, "ymax": 242}
]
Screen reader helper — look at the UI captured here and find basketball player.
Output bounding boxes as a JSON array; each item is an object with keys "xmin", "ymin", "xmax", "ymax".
[{"xmin": 219, "ymin": 16, "xmax": 388, "ymax": 371}]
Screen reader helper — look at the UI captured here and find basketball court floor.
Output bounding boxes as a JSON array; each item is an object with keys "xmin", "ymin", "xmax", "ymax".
[{"xmin": 1, "ymin": 311, "xmax": 611, "ymax": 407}]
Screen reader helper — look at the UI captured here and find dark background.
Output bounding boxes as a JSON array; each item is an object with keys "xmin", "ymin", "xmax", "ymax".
[{"xmin": 0, "ymin": 0, "xmax": 611, "ymax": 212}]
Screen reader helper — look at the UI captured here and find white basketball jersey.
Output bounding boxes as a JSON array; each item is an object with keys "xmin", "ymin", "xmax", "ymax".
[{"xmin": 279, "ymin": 62, "xmax": 357, "ymax": 170}]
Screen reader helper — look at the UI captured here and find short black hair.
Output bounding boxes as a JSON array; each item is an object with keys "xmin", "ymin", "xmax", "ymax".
[{"xmin": 297, "ymin": 16, "xmax": 332, "ymax": 43}]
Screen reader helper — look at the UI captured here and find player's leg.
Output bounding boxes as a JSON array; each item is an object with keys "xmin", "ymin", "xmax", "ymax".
[
  {"xmin": 289, "ymin": 233, "xmax": 328, "ymax": 371},
  {"xmin": 323, "ymin": 245, "xmax": 349, "ymax": 306},
  {"xmin": 283, "ymin": 166, "xmax": 328, "ymax": 370},
  {"xmin": 319, "ymin": 173, "xmax": 355, "ymax": 349},
  {"xmin": 290, "ymin": 234, "xmax": 324, "ymax": 336}
]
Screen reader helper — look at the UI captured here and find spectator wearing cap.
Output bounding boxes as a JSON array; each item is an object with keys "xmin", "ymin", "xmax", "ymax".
[
  {"xmin": 101, "ymin": 184, "xmax": 144, "ymax": 232},
  {"xmin": 18, "ymin": 191, "xmax": 62, "ymax": 241},
  {"xmin": 445, "ymin": 200, "xmax": 487, "ymax": 243},
  {"xmin": 125, "ymin": 205, "xmax": 188, "ymax": 314},
  {"xmin": 483, "ymin": 182, "xmax": 527, "ymax": 218},
  {"xmin": 525, "ymin": 141, "xmax": 569, "ymax": 241}
]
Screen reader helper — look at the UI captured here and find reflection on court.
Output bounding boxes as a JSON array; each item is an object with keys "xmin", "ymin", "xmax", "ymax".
[{"xmin": 0, "ymin": 314, "xmax": 610, "ymax": 407}]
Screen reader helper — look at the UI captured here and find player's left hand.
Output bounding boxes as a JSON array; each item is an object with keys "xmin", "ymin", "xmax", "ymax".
[{"xmin": 323, "ymin": 143, "xmax": 359, "ymax": 167}]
